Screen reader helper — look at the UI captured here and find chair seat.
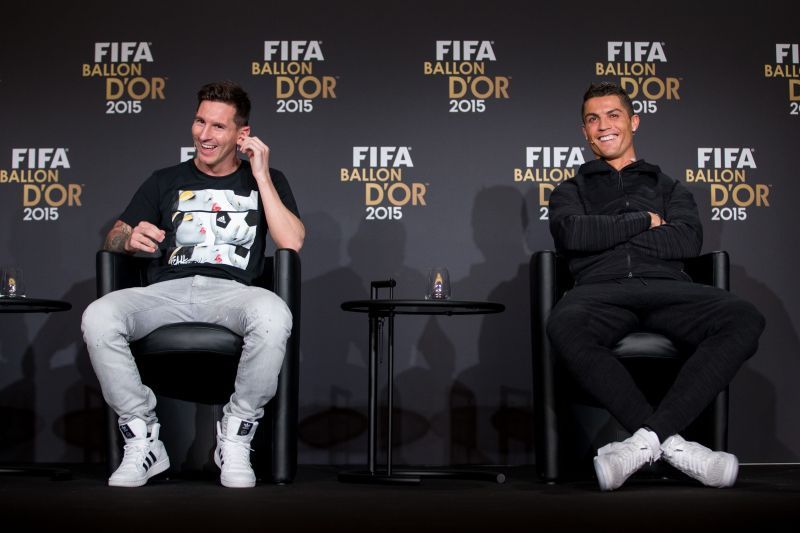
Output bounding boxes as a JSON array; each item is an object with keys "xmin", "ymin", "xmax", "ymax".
[
  {"xmin": 131, "ymin": 322, "xmax": 243, "ymax": 356},
  {"xmin": 131, "ymin": 323, "xmax": 243, "ymax": 404},
  {"xmin": 613, "ymin": 332, "xmax": 680, "ymax": 360}
]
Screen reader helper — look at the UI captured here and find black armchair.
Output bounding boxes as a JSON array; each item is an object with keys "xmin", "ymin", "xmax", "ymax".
[
  {"xmin": 530, "ymin": 250, "xmax": 729, "ymax": 482},
  {"xmin": 96, "ymin": 248, "xmax": 300, "ymax": 484}
]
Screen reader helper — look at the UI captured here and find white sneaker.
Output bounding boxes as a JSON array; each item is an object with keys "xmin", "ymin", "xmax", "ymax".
[
  {"xmin": 661, "ymin": 434, "xmax": 738, "ymax": 488},
  {"xmin": 108, "ymin": 418, "xmax": 170, "ymax": 487},
  {"xmin": 593, "ymin": 428, "xmax": 661, "ymax": 491},
  {"xmin": 214, "ymin": 415, "xmax": 258, "ymax": 488}
]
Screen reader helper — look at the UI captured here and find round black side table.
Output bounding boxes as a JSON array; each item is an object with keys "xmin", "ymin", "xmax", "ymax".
[
  {"xmin": 0, "ymin": 298, "xmax": 72, "ymax": 314},
  {"xmin": 340, "ymin": 298, "xmax": 505, "ymax": 485}
]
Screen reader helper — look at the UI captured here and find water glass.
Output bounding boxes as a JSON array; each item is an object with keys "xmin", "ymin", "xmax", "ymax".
[
  {"xmin": 1, "ymin": 267, "xmax": 25, "ymax": 298},
  {"xmin": 425, "ymin": 267, "xmax": 451, "ymax": 300}
]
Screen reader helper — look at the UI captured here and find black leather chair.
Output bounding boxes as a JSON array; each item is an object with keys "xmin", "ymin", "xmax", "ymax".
[
  {"xmin": 530, "ymin": 250, "xmax": 729, "ymax": 482},
  {"xmin": 96, "ymin": 248, "xmax": 300, "ymax": 484}
]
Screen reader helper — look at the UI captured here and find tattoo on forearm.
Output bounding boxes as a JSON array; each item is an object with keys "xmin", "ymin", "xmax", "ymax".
[{"xmin": 103, "ymin": 223, "xmax": 132, "ymax": 252}]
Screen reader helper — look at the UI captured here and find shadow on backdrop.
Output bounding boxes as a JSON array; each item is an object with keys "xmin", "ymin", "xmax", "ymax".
[
  {"xmin": 450, "ymin": 185, "xmax": 535, "ymax": 466},
  {"xmin": 296, "ymin": 212, "xmax": 368, "ymax": 464},
  {"xmin": 690, "ymin": 185, "xmax": 800, "ymax": 461}
]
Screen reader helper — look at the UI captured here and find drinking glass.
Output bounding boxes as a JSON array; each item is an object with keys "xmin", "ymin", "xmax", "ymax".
[
  {"xmin": 1, "ymin": 267, "xmax": 25, "ymax": 297},
  {"xmin": 425, "ymin": 267, "xmax": 451, "ymax": 300}
]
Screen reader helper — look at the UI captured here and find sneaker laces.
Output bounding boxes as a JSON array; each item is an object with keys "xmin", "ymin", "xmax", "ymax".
[
  {"xmin": 218, "ymin": 434, "xmax": 253, "ymax": 466},
  {"xmin": 664, "ymin": 440, "xmax": 712, "ymax": 477},
  {"xmin": 600, "ymin": 434, "xmax": 658, "ymax": 477},
  {"xmin": 614, "ymin": 441, "xmax": 656, "ymax": 476},
  {"xmin": 119, "ymin": 438, "xmax": 151, "ymax": 469}
]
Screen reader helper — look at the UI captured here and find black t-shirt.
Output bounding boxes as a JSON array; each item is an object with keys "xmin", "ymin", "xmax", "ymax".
[{"xmin": 120, "ymin": 159, "xmax": 299, "ymax": 285}]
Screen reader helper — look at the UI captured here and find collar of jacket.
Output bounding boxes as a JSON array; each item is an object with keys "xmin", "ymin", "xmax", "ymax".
[{"xmin": 578, "ymin": 158, "xmax": 661, "ymax": 177}]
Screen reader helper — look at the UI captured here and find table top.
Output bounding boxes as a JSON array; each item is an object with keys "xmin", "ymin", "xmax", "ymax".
[
  {"xmin": 341, "ymin": 299, "xmax": 504, "ymax": 316},
  {"xmin": 0, "ymin": 297, "xmax": 72, "ymax": 314}
]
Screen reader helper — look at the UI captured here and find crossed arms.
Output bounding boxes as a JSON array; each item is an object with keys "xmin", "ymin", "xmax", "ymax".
[{"xmin": 548, "ymin": 179, "xmax": 702, "ymax": 260}]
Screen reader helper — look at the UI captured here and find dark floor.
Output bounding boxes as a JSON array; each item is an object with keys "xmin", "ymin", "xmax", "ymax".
[{"xmin": 1, "ymin": 463, "xmax": 798, "ymax": 532}]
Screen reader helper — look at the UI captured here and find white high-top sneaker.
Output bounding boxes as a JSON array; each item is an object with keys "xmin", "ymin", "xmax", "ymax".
[
  {"xmin": 593, "ymin": 428, "xmax": 662, "ymax": 491},
  {"xmin": 108, "ymin": 418, "xmax": 170, "ymax": 487},
  {"xmin": 214, "ymin": 415, "xmax": 258, "ymax": 488},
  {"xmin": 661, "ymin": 434, "xmax": 738, "ymax": 488}
]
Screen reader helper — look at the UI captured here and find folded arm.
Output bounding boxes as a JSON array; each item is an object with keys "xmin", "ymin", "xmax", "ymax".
[
  {"xmin": 628, "ymin": 181, "xmax": 702, "ymax": 259},
  {"xmin": 548, "ymin": 180, "xmax": 650, "ymax": 253}
]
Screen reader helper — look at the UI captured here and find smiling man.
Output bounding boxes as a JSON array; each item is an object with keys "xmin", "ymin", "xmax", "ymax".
[
  {"xmin": 82, "ymin": 81, "xmax": 304, "ymax": 488},
  {"xmin": 546, "ymin": 82, "xmax": 765, "ymax": 491}
]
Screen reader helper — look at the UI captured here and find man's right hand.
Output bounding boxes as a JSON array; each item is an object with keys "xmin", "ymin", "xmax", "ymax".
[
  {"xmin": 125, "ymin": 221, "xmax": 165, "ymax": 253},
  {"xmin": 648, "ymin": 212, "xmax": 666, "ymax": 229},
  {"xmin": 103, "ymin": 220, "xmax": 165, "ymax": 254}
]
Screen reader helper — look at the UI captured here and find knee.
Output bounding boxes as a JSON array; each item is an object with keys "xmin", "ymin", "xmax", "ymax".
[
  {"xmin": 245, "ymin": 291, "xmax": 293, "ymax": 338},
  {"xmin": 738, "ymin": 300, "xmax": 766, "ymax": 347},
  {"xmin": 546, "ymin": 303, "xmax": 588, "ymax": 355},
  {"xmin": 82, "ymin": 297, "xmax": 115, "ymax": 339},
  {"xmin": 723, "ymin": 299, "xmax": 765, "ymax": 337},
  {"xmin": 744, "ymin": 302, "xmax": 766, "ymax": 336},
  {"xmin": 82, "ymin": 296, "xmax": 127, "ymax": 357}
]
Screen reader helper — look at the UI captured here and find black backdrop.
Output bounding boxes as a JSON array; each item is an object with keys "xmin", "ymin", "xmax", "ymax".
[{"xmin": 1, "ymin": 1, "xmax": 797, "ymax": 466}]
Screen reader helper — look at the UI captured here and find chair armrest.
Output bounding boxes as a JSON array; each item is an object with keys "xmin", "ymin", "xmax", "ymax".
[
  {"xmin": 684, "ymin": 251, "xmax": 729, "ymax": 291},
  {"xmin": 269, "ymin": 247, "xmax": 301, "ymax": 484},
  {"xmin": 272, "ymin": 248, "xmax": 301, "ymax": 315},
  {"xmin": 530, "ymin": 250, "xmax": 562, "ymax": 481},
  {"xmin": 531, "ymin": 251, "xmax": 557, "ymax": 330},
  {"xmin": 96, "ymin": 250, "xmax": 151, "ymax": 297}
]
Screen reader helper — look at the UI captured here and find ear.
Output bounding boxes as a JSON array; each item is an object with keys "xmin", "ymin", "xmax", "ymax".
[
  {"xmin": 581, "ymin": 124, "xmax": 588, "ymax": 141},
  {"xmin": 631, "ymin": 114, "xmax": 640, "ymax": 132},
  {"xmin": 238, "ymin": 125, "xmax": 251, "ymax": 139}
]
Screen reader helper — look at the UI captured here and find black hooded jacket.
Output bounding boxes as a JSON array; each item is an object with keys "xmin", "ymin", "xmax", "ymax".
[{"xmin": 548, "ymin": 158, "xmax": 702, "ymax": 285}]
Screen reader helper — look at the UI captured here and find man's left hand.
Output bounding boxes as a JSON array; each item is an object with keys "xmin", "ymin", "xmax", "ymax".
[{"xmin": 238, "ymin": 134, "xmax": 270, "ymax": 182}]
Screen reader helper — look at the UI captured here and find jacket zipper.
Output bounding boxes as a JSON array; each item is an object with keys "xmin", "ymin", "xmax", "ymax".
[{"xmin": 619, "ymin": 169, "xmax": 633, "ymax": 278}]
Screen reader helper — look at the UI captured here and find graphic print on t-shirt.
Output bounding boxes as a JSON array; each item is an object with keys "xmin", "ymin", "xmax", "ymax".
[{"xmin": 167, "ymin": 189, "xmax": 259, "ymax": 270}]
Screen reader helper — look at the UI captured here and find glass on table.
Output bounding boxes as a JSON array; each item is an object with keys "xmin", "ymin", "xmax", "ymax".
[
  {"xmin": 424, "ymin": 267, "xmax": 450, "ymax": 300},
  {"xmin": 1, "ymin": 267, "xmax": 25, "ymax": 298}
]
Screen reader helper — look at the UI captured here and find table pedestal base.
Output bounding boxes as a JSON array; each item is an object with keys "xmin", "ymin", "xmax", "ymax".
[
  {"xmin": 338, "ymin": 468, "xmax": 505, "ymax": 485},
  {"xmin": 0, "ymin": 465, "xmax": 72, "ymax": 480}
]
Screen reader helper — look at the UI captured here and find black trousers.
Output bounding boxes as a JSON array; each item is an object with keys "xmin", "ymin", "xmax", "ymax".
[{"xmin": 546, "ymin": 278, "xmax": 765, "ymax": 441}]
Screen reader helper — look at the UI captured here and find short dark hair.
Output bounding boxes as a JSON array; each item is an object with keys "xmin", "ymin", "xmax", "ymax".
[
  {"xmin": 581, "ymin": 82, "xmax": 634, "ymax": 122},
  {"xmin": 197, "ymin": 81, "xmax": 251, "ymax": 127}
]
